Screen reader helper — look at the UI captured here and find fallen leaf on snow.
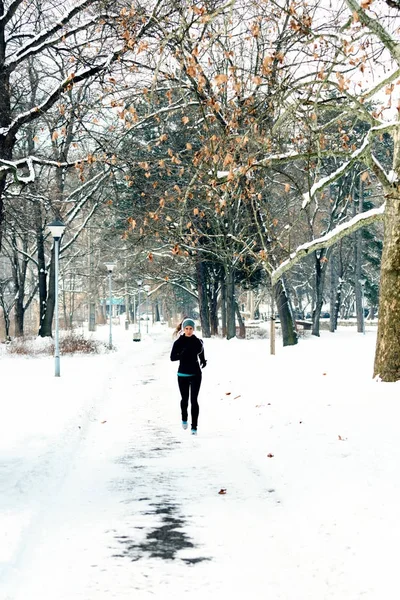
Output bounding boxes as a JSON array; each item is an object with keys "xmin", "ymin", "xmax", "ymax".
[
  {"xmin": 267, "ymin": 453, "xmax": 274, "ymax": 458},
  {"xmin": 100, "ymin": 420, "xmax": 107, "ymax": 424},
  {"xmin": 218, "ymin": 488, "xmax": 227, "ymax": 495}
]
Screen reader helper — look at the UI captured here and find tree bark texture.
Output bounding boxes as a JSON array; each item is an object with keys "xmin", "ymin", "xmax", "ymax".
[
  {"xmin": 235, "ymin": 300, "xmax": 246, "ymax": 339},
  {"xmin": 10, "ymin": 231, "xmax": 27, "ymax": 336},
  {"xmin": 0, "ymin": 291, "xmax": 11, "ymax": 339},
  {"xmin": 154, "ymin": 300, "xmax": 160, "ymax": 322},
  {"xmin": 210, "ymin": 278, "xmax": 219, "ymax": 335},
  {"xmin": 329, "ymin": 250, "xmax": 337, "ymax": 333},
  {"xmin": 39, "ymin": 247, "xmax": 55, "ymax": 337},
  {"xmin": 312, "ymin": 249, "xmax": 331, "ymax": 337},
  {"xmin": 0, "ymin": 5, "xmax": 16, "ymax": 251},
  {"xmin": 226, "ymin": 266, "xmax": 236, "ymax": 340},
  {"xmin": 355, "ymin": 180, "xmax": 364, "ymax": 333},
  {"xmin": 196, "ymin": 258, "xmax": 211, "ymax": 338},
  {"xmin": 334, "ymin": 242, "xmax": 345, "ymax": 329},
  {"xmin": 274, "ymin": 279, "xmax": 298, "ymax": 346},
  {"xmin": 373, "ymin": 192, "xmax": 400, "ymax": 381},
  {"xmin": 14, "ymin": 301, "xmax": 24, "ymax": 336},
  {"xmin": 220, "ymin": 277, "xmax": 227, "ymax": 338}
]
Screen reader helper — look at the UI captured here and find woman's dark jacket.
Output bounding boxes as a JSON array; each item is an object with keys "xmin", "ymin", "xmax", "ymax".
[{"xmin": 170, "ymin": 334, "xmax": 206, "ymax": 375}]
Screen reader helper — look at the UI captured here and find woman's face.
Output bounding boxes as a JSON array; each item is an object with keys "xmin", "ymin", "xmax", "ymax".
[{"xmin": 184, "ymin": 325, "xmax": 194, "ymax": 337}]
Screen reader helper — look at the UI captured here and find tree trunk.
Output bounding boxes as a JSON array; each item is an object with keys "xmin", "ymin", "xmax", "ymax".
[
  {"xmin": 35, "ymin": 204, "xmax": 48, "ymax": 335},
  {"xmin": 11, "ymin": 232, "xmax": 27, "ymax": 337},
  {"xmin": 88, "ymin": 225, "xmax": 96, "ymax": 331},
  {"xmin": 0, "ymin": 299, "xmax": 10, "ymax": 339},
  {"xmin": 226, "ymin": 266, "xmax": 236, "ymax": 340},
  {"xmin": 154, "ymin": 300, "xmax": 160, "ymax": 322},
  {"xmin": 39, "ymin": 248, "xmax": 55, "ymax": 337},
  {"xmin": 312, "ymin": 249, "xmax": 330, "ymax": 337},
  {"xmin": 63, "ymin": 282, "xmax": 68, "ymax": 331},
  {"xmin": 274, "ymin": 279, "xmax": 298, "ymax": 346},
  {"xmin": 0, "ymin": 13, "xmax": 13, "ymax": 250},
  {"xmin": 210, "ymin": 277, "xmax": 219, "ymax": 335},
  {"xmin": 14, "ymin": 297, "xmax": 24, "ymax": 337},
  {"xmin": 355, "ymin": 179, "xmax": 364, "ymax": 333},
  {"xmin": 196, "ymin": 258, "xmax": 211, "ymax": 337},
  {"xmin": 373, "ymin": 190, "xmax": 400, "ymax": 381},
  {"xmin": 235, "ymin": 299, "xmax": 246, "ymax": 338},
  {"xmin": 334, "ymin": 242, "xmax": 345, "ymax": 329},
  {"xmin": 248, "ymin": 290, "xmax": 255, "ymax": 320},
  {"xmin": 220, "ymin": 276, "xmax": 227, "ymax": 338},
  {"xmin": 270, "ymin": 293, "xmax": 276, "ymax": 355},
  {"xmin": 329, "ymin": 250, "xmax": 337, "ymax": 333}
]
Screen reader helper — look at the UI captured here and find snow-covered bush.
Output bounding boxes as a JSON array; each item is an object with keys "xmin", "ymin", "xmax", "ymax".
[{"xmin": 6, "ymin": 334, "xmax": 108, "ymax": 356}]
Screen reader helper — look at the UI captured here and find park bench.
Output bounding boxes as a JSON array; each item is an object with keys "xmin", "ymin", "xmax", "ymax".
[{"xmin": 295, "ymin": 319, "xmax": 313, "ymax": 330}]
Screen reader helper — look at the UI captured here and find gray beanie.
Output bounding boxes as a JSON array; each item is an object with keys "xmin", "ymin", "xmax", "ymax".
[{"xmin": 182, "ymin": 318, "xmax": 195, "ymax": 329}]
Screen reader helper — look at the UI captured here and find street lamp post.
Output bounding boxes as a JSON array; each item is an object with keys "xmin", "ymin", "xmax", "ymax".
[
  {"xmin": 359, "ymin": 278, "xmax": 367, "ymax": 335},
  {"xmin": 48, "ymin": 218, "xmax": 66, "ymax": 377},
  {"xmin": 132, "ymin": 291, "xmax": 136, "ymax": 326},
  {"xmin": 137, "ymin": 280, "xmax": 142, "ymax": 334},
  {"xmin": 105, "ymin": 263, "xmax": 116, "ymax": 349},
  {"xmin": 144, "ymin": 284, "xmax": 150, "ymax": 333}
]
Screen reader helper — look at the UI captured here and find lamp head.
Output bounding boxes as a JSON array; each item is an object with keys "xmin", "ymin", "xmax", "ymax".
[
  {"xmin": 48, "ymin": 218, "xmax": 66, "ymax": 240},
  {"xmin": 105, "ymin": 262, "xmax": 116, "ymax": 273}
]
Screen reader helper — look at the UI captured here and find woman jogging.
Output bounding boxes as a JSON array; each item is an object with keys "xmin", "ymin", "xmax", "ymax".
[{"xmin": 170, "ymin": 317, "xmax": 207, "ymax": 436}]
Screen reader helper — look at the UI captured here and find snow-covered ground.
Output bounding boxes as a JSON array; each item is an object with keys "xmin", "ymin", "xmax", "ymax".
[{"xmin": 1, "ymin": 322, "xmax": 399, "ymax": 600}]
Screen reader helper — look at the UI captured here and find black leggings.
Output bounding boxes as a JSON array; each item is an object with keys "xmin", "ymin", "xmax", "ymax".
[{"xmin": 178, "ymin": 374, "xmax": 202, "ymax": 429}]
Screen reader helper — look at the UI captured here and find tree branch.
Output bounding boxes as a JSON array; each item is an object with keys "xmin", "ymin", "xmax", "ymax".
[
  {"xmin": 6, "ymin": 0, "xmax": 99, "ymax": 67},
  {"xmin": 271, "ymin": 204, "xmax": 385, "ymax": 285},
  {"xmin": 345, "ymin": 0, "xmax": 400, "ymax": 63},
  {"xmin": 0, "ymin": 0, "xmax": 25, "ymax": 25},
  {"xmin": 4, "ymin": 49, "xmax": 124, "ymax": 140}
]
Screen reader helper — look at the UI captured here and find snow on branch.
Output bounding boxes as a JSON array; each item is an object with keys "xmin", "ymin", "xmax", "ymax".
[
  {"xmin": 64, "ymin": 171, "xmax": 109, "ymax": 202},
  {"xmin": 169, "ymin": 281, "xmax": 198, "ymax": 300},
  {"xmin": 6, "ymin": 0, "xmax": 98, "ymax": 68},
  {"xmin": 2, "ymin": 2, "xmax": 164, "ymax": 138},
  {"xmin": 65, "ymin": 172, "xmax": 109, "ymax": 225},
  {"xmin": 302, "ymin": 137, "xmax": 369, "ymax": 208},
  {"xmin": 302, "ymin": 121, "xmax": 399, "ymax": 208},
  {"xmin": 215, "ymin": 150, "xmax": 349, "ymax": 181},
  {"xmin": 61, "ymin": 201, "xmax": 99, "ymax": 254},
  {"xmin": 0, "ymin": 155, "xmax": 103, "ymax": 183},
  {"xmin": 346, "ymin": 0, "xmax": 400, "ymax": 63},
  {"xmin": 370, "ymin": 154, "xmax": 397, "ymax": 185},
  {"xmin": 0, "ymin": 157, "xmax": 35, "ymax": 183},
  {"xmin": 0, "ymin": 0, "xmax": 24, "ymax": 25},
  {"xmin": 271, "ymin": 204, "xmax": 385, "ymax": 286},
  {"xmin": 7, "ymin": 14, "xmax": 113, "ymax": 69},
  {"xmin": 3, "ymin": 50, "xmax": 124, "ymax": 138}
]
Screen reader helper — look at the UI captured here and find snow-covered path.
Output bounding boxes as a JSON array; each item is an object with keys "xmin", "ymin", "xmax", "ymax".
[
  {"xmin": 2, "ymin": 324, "xmax": 400, "ymax": 599},
  {"xmin": 2, "ymin": 327, "xmax": 280, "ymax": 600}
]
